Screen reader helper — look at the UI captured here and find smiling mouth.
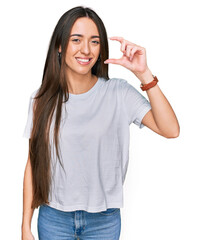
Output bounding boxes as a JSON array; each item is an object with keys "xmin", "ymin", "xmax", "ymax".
[{"xmin": 75, "ymin": 57, "xmax": 93, "ymax": 65}]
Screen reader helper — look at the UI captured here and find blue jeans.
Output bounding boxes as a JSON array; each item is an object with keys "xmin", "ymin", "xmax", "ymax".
[{"xmin": 37, "ymin": 204, "xmax": 121, "ymax": 240}]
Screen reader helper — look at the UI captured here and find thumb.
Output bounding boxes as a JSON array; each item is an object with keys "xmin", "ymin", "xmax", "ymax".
[{"xmin": 104, "ymin": 58, "xmax": 121, "ymax": 65}]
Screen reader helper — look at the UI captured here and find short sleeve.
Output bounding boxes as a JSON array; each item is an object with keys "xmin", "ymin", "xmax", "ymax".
[
  {"xmin": 120, "ymin": 79, "xmax": 152, "ymax": 128},
  {"xmin": 22, "ymin": 89, "xmax": 38, "ymax": 139}
]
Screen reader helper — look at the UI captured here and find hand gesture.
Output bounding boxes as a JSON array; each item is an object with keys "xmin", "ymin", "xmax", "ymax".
[{"xmin": 104, "ymin": 36, "xmax": 149, "ymax": 76}]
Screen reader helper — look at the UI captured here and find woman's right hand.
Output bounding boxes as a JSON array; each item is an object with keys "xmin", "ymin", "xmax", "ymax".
[{"xmin": 22, "ymin": 228, "xmax": 35, "ymax": 240}]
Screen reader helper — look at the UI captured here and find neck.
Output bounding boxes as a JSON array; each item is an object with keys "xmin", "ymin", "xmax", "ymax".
[{"xmin": 65, "ymin": 70, "xmax": 97, "ymax": 95}]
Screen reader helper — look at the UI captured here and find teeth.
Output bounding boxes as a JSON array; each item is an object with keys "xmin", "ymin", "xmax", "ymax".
[{"xmin": 76, "ymin": 58, "xmax": 90, "ymax": 62}]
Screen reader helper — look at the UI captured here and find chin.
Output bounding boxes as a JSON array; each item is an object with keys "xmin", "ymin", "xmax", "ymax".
[
  {"xmin": 73, "ymin": 69, "xmax": 93, "ymax": 75},
  {"xmin": 74, "ymin": 66, "xmax": 95, "ymax": 74}
]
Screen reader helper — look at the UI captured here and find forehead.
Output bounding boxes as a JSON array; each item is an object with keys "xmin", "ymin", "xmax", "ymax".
[{"xmin": 70, "ymin": 17, "xmax": 99, "ymax": 36}]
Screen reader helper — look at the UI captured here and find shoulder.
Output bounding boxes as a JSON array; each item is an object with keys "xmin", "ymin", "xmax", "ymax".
[
  {"xmin": 107, "ymin": 77, "xmax": 137, "ymax": 88},
  {"xmin": 100, "ymin": 77, "xmax": 128, "ymax": 95},
  {"xmin": 30, "ymin": 88, "xmax": 40, "ymax": 99},
  {"xmin": 106, "ymin": 77, "xmax": 139, "ymax": 95},
  {"xmin": 105, "ymin": 77, "xmax": 127, "ymax": 85},
  {"xmin": 27, "ymin": 89, "xmax": 40, "ymax": 111},
  {"xmin": 102, "ymin": 77, "xmax": 129, "ymax": 89}
]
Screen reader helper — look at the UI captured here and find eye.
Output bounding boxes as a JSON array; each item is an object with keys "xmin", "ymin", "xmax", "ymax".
[
  {"xmin": 92, "ymin": 40, "xmax": 100, "ymax": 44},
  {"xmin": 72, "ymin": 39, "xmax": 80, "ymax": 43}
]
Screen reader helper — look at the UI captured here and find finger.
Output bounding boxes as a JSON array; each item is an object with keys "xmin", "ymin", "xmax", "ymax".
[
  {"xmin": 104, "ymin": 58, "xmax": 122, "ymax": 65},
  {"xmin": 125, "ymin": 45, "xmax": 133, "ymax": 58},
  {"xmin": 121, "ymin": 39, "xmax": 126, "ymax": 53},
  {"xmin": 110, "ymin": 36, "xmax": 141, "ymax": 48},
  {"xmin": 129, "ymin": 46, "xmax": 145, "ymax": 61},
  {"xmin": 109, "ymin": 36, "xmax": 123, "ymax": 43},
  {"xmin": 110, "ymin": 36, "xmax": 139, "ymax": 47},
  {"xmin": 130, "ymin": 47, "xmax": 136, "ymax": 61},
  {"xmin": 110, "ymin": 36, "xmax": 138, "ymax": 56},
  {"xmin": 135, "ymin": 46, "xmax": 145, "ymax": 55},
  {"xmin": 109, "ymin": 36, "xmax": 125, "ymax": 54}
]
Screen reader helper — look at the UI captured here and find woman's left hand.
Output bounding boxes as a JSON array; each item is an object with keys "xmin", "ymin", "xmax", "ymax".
[{"xmin": 104, "ymin": 36, "xmax": 149, "ymax": 75}]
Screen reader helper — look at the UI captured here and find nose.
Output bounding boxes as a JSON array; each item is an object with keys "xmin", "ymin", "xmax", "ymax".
[{"xmin": 80, "ymin": 40, "xmax": 90, "ymax": 55}]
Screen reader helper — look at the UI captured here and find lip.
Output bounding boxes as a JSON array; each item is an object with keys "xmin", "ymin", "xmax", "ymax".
[{"xmin": 75, "ymin": 57, "xmax": 93, "ymax": 65}]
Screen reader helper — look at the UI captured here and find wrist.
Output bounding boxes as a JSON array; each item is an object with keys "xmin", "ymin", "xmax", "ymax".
[
  {"xmin": 21, "ymin": 222, "xmax": 31, "ymax": 231},
  {"xmin": 134, "ymin": 68, "xmax": 154, "ymax": 84}
]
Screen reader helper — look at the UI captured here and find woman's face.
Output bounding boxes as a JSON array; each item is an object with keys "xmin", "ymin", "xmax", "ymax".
[{"xmin": 63, "ymin": 17, "xmax": 101, "ymax": 76}]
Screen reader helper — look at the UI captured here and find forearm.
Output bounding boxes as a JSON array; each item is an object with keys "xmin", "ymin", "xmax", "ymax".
[
  {"xmin": 21, "ymin": 157, "xmax": 35, "ymax": 231},
  {"xmin": 134, "ymin": 68, "xmax": 180, "ymax": 137}
]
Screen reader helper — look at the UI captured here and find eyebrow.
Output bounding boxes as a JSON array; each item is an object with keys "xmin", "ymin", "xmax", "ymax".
[{"xmin": 70, "ymin": 34, "xmax": 100, "ymax": 38}]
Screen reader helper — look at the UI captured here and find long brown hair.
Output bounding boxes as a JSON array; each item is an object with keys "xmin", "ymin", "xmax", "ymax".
[{"xmin": 29, "ymin": 6, "xmax": 109, "ymax": 209}]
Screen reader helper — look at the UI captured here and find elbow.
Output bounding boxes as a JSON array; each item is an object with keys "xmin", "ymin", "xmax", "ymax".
[
  {"xmin": 165, "ymin": 132, "xmax": 179, "ymax": 139},
  {"xmin": 164, "ymin": 125, "xmax": 180, "ymax": 139}
]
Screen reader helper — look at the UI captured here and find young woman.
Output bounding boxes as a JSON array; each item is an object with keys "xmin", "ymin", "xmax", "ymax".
[{"xmin": 21, "ymin": 6, "xmax": 180, "ymax": 240}]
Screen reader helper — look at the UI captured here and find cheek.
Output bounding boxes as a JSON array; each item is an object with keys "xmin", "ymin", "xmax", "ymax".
[
  {"xmin": 94, "ymin": 47, "xmax": 100, "ymax": 57},
  {"xmin": 65, "ymin": 49, "xmax": 77, "ymax": 64},
  {"xmin": 66, "ymin": 44, "xmax": 79, "ymax": 56}
]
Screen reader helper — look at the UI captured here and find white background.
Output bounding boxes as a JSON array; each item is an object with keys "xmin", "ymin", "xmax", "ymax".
[{"xmin": 0, "ymin": 0, "xmax": 200, "ymax": 239}]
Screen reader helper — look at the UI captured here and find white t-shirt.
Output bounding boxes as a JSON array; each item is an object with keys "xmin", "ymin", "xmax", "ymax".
[{"xmin": 23, "ymin": 76, "xmax": 151, "ymax": 213}]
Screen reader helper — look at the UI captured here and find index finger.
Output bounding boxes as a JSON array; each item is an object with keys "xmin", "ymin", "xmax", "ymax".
[
  {"xmin": 109, "ymin": 36, "xmax": 126, "ymax": 53},
  {"xmin": 109, "ymin": 36, "xmax": 123, "ymax": 43},
  {"xmin": 109, "ymin": 36, "xmax": 136, "ymax": 46}
]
